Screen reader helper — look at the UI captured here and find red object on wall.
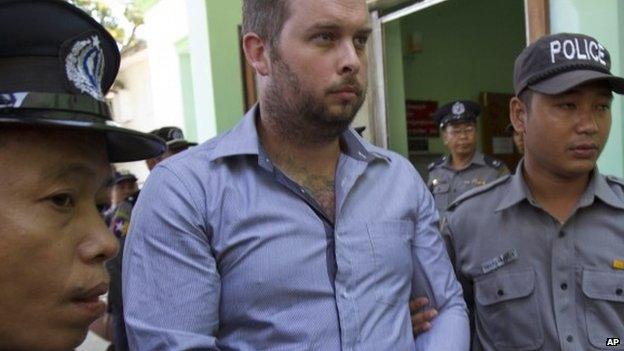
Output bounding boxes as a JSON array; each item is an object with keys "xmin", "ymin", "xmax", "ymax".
[{"xmin": 405, "ymin": 100, "xmax": 438, "ymax": 137}]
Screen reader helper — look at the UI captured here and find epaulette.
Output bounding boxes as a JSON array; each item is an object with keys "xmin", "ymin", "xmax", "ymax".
[
  {"xmin": 483, "ymin": 154, "xmax": 506, "ymax": 169},
  {"xmin": 447, "ymin": 174, "xmax": 511, "ymax": 211},
  {"xmin": 428, "ymin": 156, "xmax": 446, "ymax": 171}
]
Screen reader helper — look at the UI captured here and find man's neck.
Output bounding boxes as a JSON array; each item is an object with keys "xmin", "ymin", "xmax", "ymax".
[
  {"xmin": 257, "ymin": 111, "xmax": 341, "ymax": 222},
  {"xmin": 257, "ymin": 114, "xmax": 340, "ymax": 176},
  {"xmin": 450, "ymin": 152, "xmax": 474, "ymax": 171},
  {"xmin": 522, "ymin": 157, "xmax": 591, "ymax": 223}
]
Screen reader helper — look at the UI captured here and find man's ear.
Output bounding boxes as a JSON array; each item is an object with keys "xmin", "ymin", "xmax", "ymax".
[
  {"xmin": 441, "ymin": 129, "xmax": 450, "ymax": 146},
  {"xmin": 509, "ymin": 97, "xmax": 527, "ymax": 134},
  {"xmin": 242, "ymin": 32, "xmax": 271, "ymax": 76}
]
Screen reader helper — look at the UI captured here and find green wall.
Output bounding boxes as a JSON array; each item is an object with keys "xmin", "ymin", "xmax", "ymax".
[
  {"xmin": 384, "ymin": 0, "xmax": 525, "ymax": 155},
  {"xmin": 204, "ymin": 0, "xmax": 246, "ymax": 133},
  {"xmin": 550, "ymin": 0, "xmax": 624, "ymax": 177},
  {"xmin": 385, "ymin": 20, "xmax": 409, "ymax": 156},
  {"xmin": 175, "ymin": 37, "xmax": 198, "ymax": 142}
]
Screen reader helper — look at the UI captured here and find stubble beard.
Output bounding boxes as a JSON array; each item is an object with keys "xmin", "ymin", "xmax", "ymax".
[{"xmin": 263, "ymin": 57, "xmax": 366, "ymax": 146}]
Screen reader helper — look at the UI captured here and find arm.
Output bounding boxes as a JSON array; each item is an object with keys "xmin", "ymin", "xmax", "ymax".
[
  {"xmin": 411, "ymin": 182, "xmax": 469, "ymax": 351},
  {"xmin": 122, "ymin": 166, "xmax": 221, "ymax": 351}
]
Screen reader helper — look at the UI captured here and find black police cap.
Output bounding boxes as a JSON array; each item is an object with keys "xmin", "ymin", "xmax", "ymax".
[
  {"xmin": 0, "ymin": 0, "xmax": 165, "ymax": 162},
  {"xmin": 432, "ymin": 100, "xmax": 480, "ymax": 129},
  {"xmin": 514, "ymin": 32, "xmax": 624, "ymax": 96},
  {"xmin": 113, "ymin": 170, "xmax": 137, "ymax": 185},
  {"xmin": 149, "ymin": 126, "xmax": 197, "ymax": 150}
]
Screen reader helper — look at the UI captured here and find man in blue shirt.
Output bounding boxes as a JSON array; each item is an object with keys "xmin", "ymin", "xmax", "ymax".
[{"xmin": 122, "ymin": 0, "xmax": 469, "ymax": 349}]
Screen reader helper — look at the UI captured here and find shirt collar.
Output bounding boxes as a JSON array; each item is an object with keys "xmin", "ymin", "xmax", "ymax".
[
  {"xmin": 443, "ymin": 151, "xmax": 484, "ymax": 169},
  {"xmin": 579, "ymin": 169, "xmax": 624, "ymax": 210},
  {"xmin": 495, "ymin": 159, "xmax": 533, "ymax": 212},
  {"xmin": 209, "ymin": 104, "xmax": 388, "ymax": 163},
  {"xmin": 209, "ymin": 105, "xmax": 262, "ymax": 161},
  {"xmin": 495, "ymin": 160, "xmax": 624, "ymax": 211}
]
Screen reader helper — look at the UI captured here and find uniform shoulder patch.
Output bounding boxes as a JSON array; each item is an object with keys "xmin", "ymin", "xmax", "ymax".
[
  {"xmin": 447, "ymin": 174, "xmax": 511, "ymax": 211},
  {"xmin": 483, "ymin": 154, "xmax": 506, "ymax": 169},
  {"xmin": 428, "ymin": 157, "xmax": 446, "ymax": 171}
]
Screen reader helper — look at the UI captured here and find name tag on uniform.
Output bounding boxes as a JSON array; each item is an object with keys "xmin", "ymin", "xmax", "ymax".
[
  {"xmin": 613, "ymin": 259, "xmax": 624, "ymax": 270},
  {"xmin": 481, "ymin": 249, "xmax": 518, "ymax": 274}
]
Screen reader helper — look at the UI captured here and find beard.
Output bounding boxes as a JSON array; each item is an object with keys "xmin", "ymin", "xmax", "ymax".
[{"xmin": 263, "ymin": 56, "xmax": 366, "ymax": 145}]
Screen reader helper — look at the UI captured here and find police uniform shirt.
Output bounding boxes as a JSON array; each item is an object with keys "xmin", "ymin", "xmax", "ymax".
[
  {"xmin": 427, "ymin": 152, "xmax": 508, "ymax": 217},
  {"xmin": 443, "ymin": 162, "xmax": 624, "ymax": 351}
]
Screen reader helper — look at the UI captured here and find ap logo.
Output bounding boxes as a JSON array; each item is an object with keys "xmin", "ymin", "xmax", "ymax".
[{"xmin": 606, "ymin": 338, "xmax": 620, "ymax": 347}]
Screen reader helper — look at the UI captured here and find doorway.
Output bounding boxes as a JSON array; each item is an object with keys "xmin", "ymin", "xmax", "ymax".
[{"xmin": 370, "ymin": 0, "xmax": 527, "ymax": 178}]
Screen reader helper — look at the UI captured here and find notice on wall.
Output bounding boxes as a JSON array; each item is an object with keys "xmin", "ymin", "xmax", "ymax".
[{"xmin": 406, "ymin": 100, "xmax": 438, "ymax": 138}]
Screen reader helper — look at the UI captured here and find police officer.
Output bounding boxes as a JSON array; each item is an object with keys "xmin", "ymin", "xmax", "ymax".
[
  {"xmin": 145, "ymin": 126, "xmax": 198, "ymax": 170},
  {"xmin": 106, "ymin": 126, "xmax": 195, "ymax": 351},
  {"xmin": 427, "ymin": 100, "xmax": 509, "ymax": 218},
  {"xmin": 0, "ymin": 1, "xmax": 165, "ymax": 349},
  {"xmin": 103, "ymin": 170, "xmax": 139, "ymax": 226},
  {"xmin": 443, "ymin": 33, "xmax": 624, "ymax": 350}
]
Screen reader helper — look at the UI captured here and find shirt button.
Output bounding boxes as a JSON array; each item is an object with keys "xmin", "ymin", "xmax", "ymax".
[
  {"xmin": 560, "ymin": 283, "xmax": 568, "ymax": 290},
  {"xmin": 567, "ymin": 335, "xmax": 573, "ymax": 342},
  {"xmin": 300, "ymin": 188, "xmax": 305, "ymax": 194},
  {"xmin": 559, "ymin": 231, "xmax": 566, "ymax": 238},
  {"xmin": 616, "ymin": 288, "xmax": 623, "ymax": 296},
  {"xmin": 341, "ymin": 291, "xmax": 348, "ymax": 298},
  {"xmin": 497, "ymin": 289, "xmax": 504, "ymax": 297}
]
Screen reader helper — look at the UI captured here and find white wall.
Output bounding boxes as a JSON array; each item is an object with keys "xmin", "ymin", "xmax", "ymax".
[{"xmin": 110, "ymin": 0, "xmax": 192, "ymax": 184}]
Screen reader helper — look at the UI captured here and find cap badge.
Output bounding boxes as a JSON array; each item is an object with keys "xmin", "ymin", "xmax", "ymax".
[
  {"xmin": 168, "ymin": 128, "xmax": 183, "ymax": 140},
  {"xmin": 452, "ymin": 102, "xmax": 465, "ymax": 116},
  {"xmin": 64, "ymin": 34, "xmax": 105, "ymax": 101}
]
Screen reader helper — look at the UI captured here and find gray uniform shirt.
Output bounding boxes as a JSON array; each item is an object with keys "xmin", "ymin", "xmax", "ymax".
[
  {"xmin": 444, "ymin": 163, "xmax": 624, "ymax": 351},
  {"xmin": 427, "ymin": 152, "xmax": 508, "ymax": 218}
]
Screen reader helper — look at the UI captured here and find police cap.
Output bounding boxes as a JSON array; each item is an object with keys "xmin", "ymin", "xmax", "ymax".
[
  {"xmin": 0, "ymin": 0, "xmax": 166, "ymax": 162},
  {"xmin": 149, "ymin": 126, "xmax": 197, "ymax": 151},
  {"xmin": 514, "ymin": 32, "xmax": 624, "ymax": 96},
  {"xmin": 432, "ymin": 100, "xmax": 480, "ymax": 129},
  {"xmin": 113, "ymin": 170, "xmax": 137, "ymax": 185}
]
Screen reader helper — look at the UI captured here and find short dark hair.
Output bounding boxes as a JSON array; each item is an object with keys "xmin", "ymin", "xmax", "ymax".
[{"xmin": 242, "ymin": 0, "xmax": 291, "ymax": 58}]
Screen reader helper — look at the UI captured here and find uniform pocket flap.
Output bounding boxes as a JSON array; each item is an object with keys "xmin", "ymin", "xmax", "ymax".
[
  {"xmin": 432, "ymin": 183, "xmax": 450, "ymax": 194},
  {"xmin": 582, "ymin": 269, "xmax": 624, "ymax": 303},
  {"xmin": 475, "ymin": 268, "xmax": 535, "ymax": 306}
]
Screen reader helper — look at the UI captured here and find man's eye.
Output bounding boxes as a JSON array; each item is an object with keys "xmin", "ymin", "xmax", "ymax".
[
  {"xmin": 597, "ymin": 104, "xmax": 611, "ymax": 111},
  {"xmin": 49, "ymin": 194, "xmax": 75, "ymax": 209},
  {"xmin": 559, "ymin": 103, "xmax": 576, "ymax": 110},
  {"xmin": 354, "ymin": 35, "xmax": 369, "ymax": 49},
  {"xmin": 313, "ymin": 32, "xmax": 335, "ymax": 43}
]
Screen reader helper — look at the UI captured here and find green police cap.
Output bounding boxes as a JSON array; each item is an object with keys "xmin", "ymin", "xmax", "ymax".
[{"xmin": 0, "ymin": 0, "xmax": 165, "ymax": 162}]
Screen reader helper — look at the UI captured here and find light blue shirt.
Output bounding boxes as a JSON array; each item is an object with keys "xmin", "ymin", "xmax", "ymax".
[{"xmin": 122, "ymin": 106, "xmax": 469, "ymax": 350}]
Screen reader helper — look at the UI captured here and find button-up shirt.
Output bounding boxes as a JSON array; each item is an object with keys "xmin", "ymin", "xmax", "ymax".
[
  {"xmin": 427, "ymin": 153, "xmax": 508, "ymax": 219},
  {"xmin": 122, "ymin": 106, "xmax": 469, "ymax": 351},
  {"xmin": 444, "ymin": 161, "xmax": 624, "ymax": 351}
]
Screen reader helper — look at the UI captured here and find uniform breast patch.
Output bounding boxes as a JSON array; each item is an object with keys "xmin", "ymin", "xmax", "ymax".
[{"xmin": 481, "ymin": 249, "xmax": 519, "ymax": 274}]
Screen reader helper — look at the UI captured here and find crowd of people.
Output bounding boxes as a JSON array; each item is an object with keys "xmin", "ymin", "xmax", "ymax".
[{"xmin": 1, "ymin": 0, "xmax": 623, "ymax": 350}]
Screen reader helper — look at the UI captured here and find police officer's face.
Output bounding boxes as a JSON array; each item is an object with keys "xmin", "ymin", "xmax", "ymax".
[
  {"xmin": 112, "ymin": 179, "xmax": 138, "ymax": 205},
  {"xmin": 264, "ymin": 0, "xmax": 370, "ymax": 136},
  {"xmin": 0, "ymin": 128, "xmax": 118, "ymax": 350},
  {"xmin": 442, "ymin": 121, "xmax": 477, "ymax": 157},
  {"xmin": 516, "ymin": 81, "xmax": 612, "ymax": 177}
]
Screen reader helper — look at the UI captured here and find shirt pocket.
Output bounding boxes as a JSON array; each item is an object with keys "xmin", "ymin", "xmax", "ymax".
[
  {"xmin": 582, "ymin": 269, "xmax": 624, "ymax": 350},
  {"xmin": 432, "ymin": 183, "xmax": 450, "ymax": 211},
  {"xmin": 474, "ymin": 268, "xmax": 544, "ymax": 350},
  {"xmin": 366, "ymin": 220, "xmax": 414, "ymax": 306}
]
